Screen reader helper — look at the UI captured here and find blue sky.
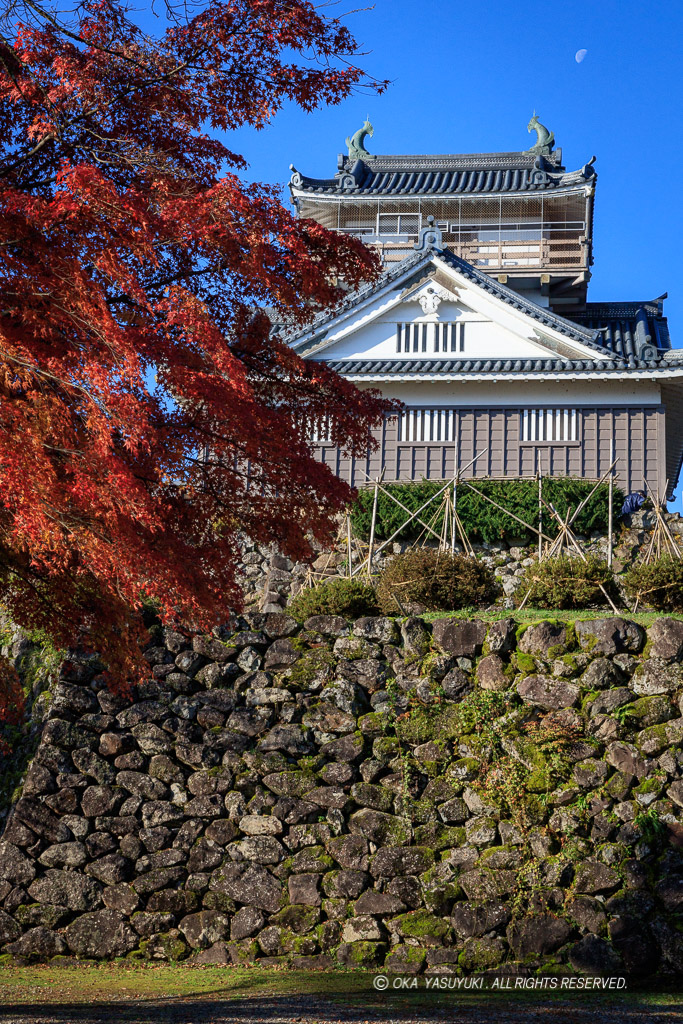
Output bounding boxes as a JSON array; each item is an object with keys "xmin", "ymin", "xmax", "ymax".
[{"xmin": 228, "ymin": 0, "xmax": 682, "ymax": 325}]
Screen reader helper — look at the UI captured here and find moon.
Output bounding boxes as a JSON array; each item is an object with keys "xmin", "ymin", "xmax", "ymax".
[{"xmin": 575, "ymin": 48, "xmax": 587, "ymax": 63}]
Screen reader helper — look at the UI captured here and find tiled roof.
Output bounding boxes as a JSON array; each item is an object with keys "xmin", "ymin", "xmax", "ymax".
[
  {"xmin": 289, "ymin": 151, "xmax": 596, "ymax": 198},
  {"xmin": 569, "ymin": 301, "xmax": 671, "ymax": 356},
  {"xmin": 437, "ymin": 250, "xmax": 602, "ymax": 348},
  {"xmin": 325, "ymin": 354, "xmax": 683, "ymax": 377}
]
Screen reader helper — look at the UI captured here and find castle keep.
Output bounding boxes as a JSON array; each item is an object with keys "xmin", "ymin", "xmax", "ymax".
[{"xmin": 287, "ymin": 118, "xmax": 683, "ymax": 498}]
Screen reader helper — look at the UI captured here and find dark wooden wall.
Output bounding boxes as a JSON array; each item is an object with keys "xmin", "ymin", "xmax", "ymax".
[{"xmin": 314, "ymin": 405, "xmax": 666, "ymax": 495}]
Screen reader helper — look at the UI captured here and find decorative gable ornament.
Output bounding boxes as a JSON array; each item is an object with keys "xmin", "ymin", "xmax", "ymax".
[
  {"xmin": 525, "ymin": 112, "xmax": 555, "ymax": 156},
  {"xmin": 413, "ymin": 282, "xmax": 450, "ymax": 316},
  {"xmin": 413, "ymin": 216, "xmax": 443, "ymax": 252},
  {"xmin": 419, "ymin": 286, "xmax": 447, "ymax": 316}
]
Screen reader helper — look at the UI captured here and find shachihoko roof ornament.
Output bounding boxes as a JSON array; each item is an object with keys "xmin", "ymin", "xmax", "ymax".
[
  {"xmin": 346, "ymin": 118, "xmax": 374, "ymax": 161},
  {"xmin": 525, "ymin": 112, "xmax": 555, "ymax": 155}
]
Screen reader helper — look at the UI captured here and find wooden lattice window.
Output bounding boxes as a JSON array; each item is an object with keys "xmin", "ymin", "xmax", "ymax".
[
  {"xmin": 396, "ymin": 323, "xmax": 464, "ymax": 355},
  {"xmin": 398, "ymin": 408, "xmax": 456, "ymax": 443},
  {"xmin": 522, "ymin": 408, "xmax": 579, "ymax": 442}
]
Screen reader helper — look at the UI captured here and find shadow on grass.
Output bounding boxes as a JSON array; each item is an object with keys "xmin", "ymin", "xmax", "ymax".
[{"xmin": 1, "ymin": 989, "xmax": 681, "ymax": 1024}]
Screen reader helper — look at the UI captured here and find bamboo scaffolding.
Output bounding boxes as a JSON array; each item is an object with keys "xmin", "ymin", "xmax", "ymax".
[
  {"xmin": 607, "ymin": 439, "xmax": 614, "ymax": 569},
  {"xmin": 351, "ymin": 450, "xmax": 488, "ymax": 576},
  {"xmin": 366, "ymin": 468, "xmax": 385, "ymax": 579},
  {"xmin": 565, "ymin": 459, "xmax": 618, "ymax": 529},
  {"xmin": 457, "ymin": 477, "xmax": 554, "ymax": 544},
  {"xmin": 517, "ymin": 495, "xmax": 620, "ymax": 614},
  {"xmin": 632, "ymin": 480, "xmax": 682, "ymax": 612},
  {"xmin": 538, "ymin": 469, "xmax": 543, "ymax": 562}
]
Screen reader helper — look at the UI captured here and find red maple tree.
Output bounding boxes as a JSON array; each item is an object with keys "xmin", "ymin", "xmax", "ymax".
[{"xmin": 0, "ymin": 0, "xmax": 392, "ymax": 683}]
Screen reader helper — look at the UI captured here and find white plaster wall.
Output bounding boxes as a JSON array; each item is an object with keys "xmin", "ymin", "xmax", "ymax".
[
  {"xmin": 353, "ymin": 379, "xmax": 663, "ymax": 408},
  {"xmin": 311, "ymin": 296, "xmax": 553, "ymax": 361}
]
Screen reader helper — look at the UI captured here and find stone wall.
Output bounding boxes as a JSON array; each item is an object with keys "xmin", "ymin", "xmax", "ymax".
[{"xmin": 1, "ymin": 612, "xmax": 682, "ymax": 977}]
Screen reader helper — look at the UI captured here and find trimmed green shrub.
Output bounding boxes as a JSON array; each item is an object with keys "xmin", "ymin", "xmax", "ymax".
[
  {"xmin": 287, "ymin": 578, "xmax": 379, "ymax": 622},
  {"xmin": 515, "ymin": 554, "xmax": 613, "ymax": 609},
  {"xmin": 622, "ymin": 555, "xmax": 683, "ymax": 611},
  {"xmin": 350, "ymin": 478, "xmax": 623, "ymax": 546},
  {"xmin": 376, "ymin": 548, "xmax": 497, "ymax": 614}
]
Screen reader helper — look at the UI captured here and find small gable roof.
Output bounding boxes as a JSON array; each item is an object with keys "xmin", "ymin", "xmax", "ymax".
[{"xmin": 285, "ymin": 244, "xmax": 608, "ymax": 358}]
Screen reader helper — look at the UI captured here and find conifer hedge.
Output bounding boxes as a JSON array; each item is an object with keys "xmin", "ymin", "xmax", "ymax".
[{"xmin": 350, "ymin": 478, "xmax": 623, "ymax": 545}]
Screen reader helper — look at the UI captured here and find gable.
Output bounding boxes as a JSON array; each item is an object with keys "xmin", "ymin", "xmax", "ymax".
[
  {"xmin": 310, "ymin": 288, "xmax": 556, "ymax": 363},
  {"xmin": 290, "ymin": 247, "xmax": 606, "ymax": 368},
  {"xmin": 299, "ymin": 258, "xmax": 602, "ymax": 364}
]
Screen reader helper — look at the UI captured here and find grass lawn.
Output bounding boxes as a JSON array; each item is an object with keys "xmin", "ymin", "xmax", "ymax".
[
  {"xmin": 422, "ymin": 606, "xmax": 683, "ymax": 625},
  {"xmin": 0, "ymin": 964, "xmax": 680, "ymax": 1009},
  {"xmin": 0, "ymin": 964, "xmax": 303, "ymax": 1003}
]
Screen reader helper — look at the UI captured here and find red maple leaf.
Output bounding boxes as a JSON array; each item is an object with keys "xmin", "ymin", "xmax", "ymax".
[{"xmin": 0, "ymin": 1, "xmax": 394, "ymax": 690}]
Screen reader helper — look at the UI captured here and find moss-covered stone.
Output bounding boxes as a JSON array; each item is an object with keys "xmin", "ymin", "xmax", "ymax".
[
  {"xmin": 336, "ymin": 940, "xmax": 387, "ymax": 968},
  {"xmin": 414, "ymin": 823, "xmax": 466, "ymax": 851},
  {"xmin": 372, "ymin": 737, "xmax": 401, "ymax": 762},
  {"xmin": 448, "ymin": 757, "xmax": 481, "ymax": 781},
  {"xmin": 392, "ymin": 909, "xmax": 451, "ymax": 944},
  {"xmin": 278, "ymin": 929, "xmax": 319, "ymax": 955},
  {"xmin": 514, "ymin": 652, "xmax": 537, "ymax": 675},
  {"xmin": 15, "ymin": 903, "xmax": 70, "ymax": 929},
  {"xmin": 636, "ymin": 724, "xmax": 669, "ymax": 755},
  {"xmin": 296, "ymin": 755, "xmax": 324, "ymax": 772},
  {"xmin": 270, "ymin": 904, "xmax": 320, "ymax": 935},
  {"xmin": 525, "ymin": 767, "xmax": 555, "ymax": 792},
  {"xmin": 201, "ymin": 892, "xmax": 236, "ymax": 914},
  {"xmin": 138, "ymin": 930, "xmax": 188, "ymax": 962},
  {"xmin": 357, "ymin": 712, "xmax": 386, "ymax": 736},
  {"xmin": 261, "ymin": 770, "xmax": 318, "ymax": 798},
  {"xmin": 393, "ymin": 796, "xmax": 436, "ymax": 825},
  {"xmin": 458, "ymin": 936, "xmax": 506, "ymax": 970},
  {"xmin": 418, "ymin": 866, "xmax": 464, "ymax": 911},
  {"xmin": 384, "ymin": 944, "xmax": 427, "ymax": 973},
  {"xmin": 282, "ymin": 846, "xmax": 334, "ymax": 877},
  {"xmin": 5, "ymin": 608, "xmax": 683, "ymax": 981},
  {"xmin": 288, "ymin": 649, "xmax": 335, "ymax": 690},
  {"xmin": 226, "ymin": 938, "xmax": 260, "ymax": 963},
  {"xmin": 633, "ymin": 777, "xmax": 663, "ymax": 797},
  {"xmin": 396, "ymin": 706, "xmax": 441, "ymax": 745},
  {"xmin": 622, "ymin": 695, "xmax": 673, "ymax": 726},
  {"xmin": 350, "ymin": 782, "xmax": 394, "ymax": 813}
]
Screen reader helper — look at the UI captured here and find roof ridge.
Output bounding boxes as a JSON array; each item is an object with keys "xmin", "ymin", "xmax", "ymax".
[{"xmin": 290, "ymin": 153, "xmax": 595, "ymax": 198}]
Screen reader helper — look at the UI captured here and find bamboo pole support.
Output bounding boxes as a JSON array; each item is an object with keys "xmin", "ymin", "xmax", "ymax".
[
  {"xmin": 346, "ymin": 514, "xmax": 352, "ymax": 579},
  {"xmin": 567, "ymin": 459, "xmax": 618, "ymax": 528},
  {"xmin": 451, "ymin": 469, "xmax": 458, "ymax": 554},
  {"xmin": 351, "ymin": 450, "xmax": 488, "ymax": 575},
  {"xmin": 351, "ymin": 477, "xmax": 456, "ymax": 575},
  {"xmin": 450, "ymin": 477, "xmax": 456, "ymax": 552},
  {"xmin": 366, "ymin": 469, "xmax": 384, "ymax": 578},
  {"xmin": 537, "ymin": 467, "xmax": 543, "ymax": 561},
  {"xmin": 458, "ymin": 478, "xmax": 553, "ymax": 543},
  {"xmin": 607, "ymin": 439, "xmax": 614, "ymax": 569}
]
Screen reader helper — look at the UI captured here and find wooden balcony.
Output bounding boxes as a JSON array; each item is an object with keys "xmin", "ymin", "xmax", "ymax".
[{"xmin": 351, "ymin": 234, "xmax": 587, "ymax": 272}]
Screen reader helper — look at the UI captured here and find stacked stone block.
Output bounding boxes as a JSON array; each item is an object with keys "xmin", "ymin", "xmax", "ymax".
[{"xmin": 1, "ymin": 612, "xmax": 682, "ymax": 976}]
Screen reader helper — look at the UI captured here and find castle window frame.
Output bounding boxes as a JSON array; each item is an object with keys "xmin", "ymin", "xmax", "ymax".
[
  {"xmin": 521, "ymin": 408, "xmax": 580, "ymax": 444},
  {"xmin": 396, "ymin": 322, "xmax": 464, "ymax": 355},
  {"xmin": 397, "ymin": 407, "xmax": 457, "ymax": 443}
]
